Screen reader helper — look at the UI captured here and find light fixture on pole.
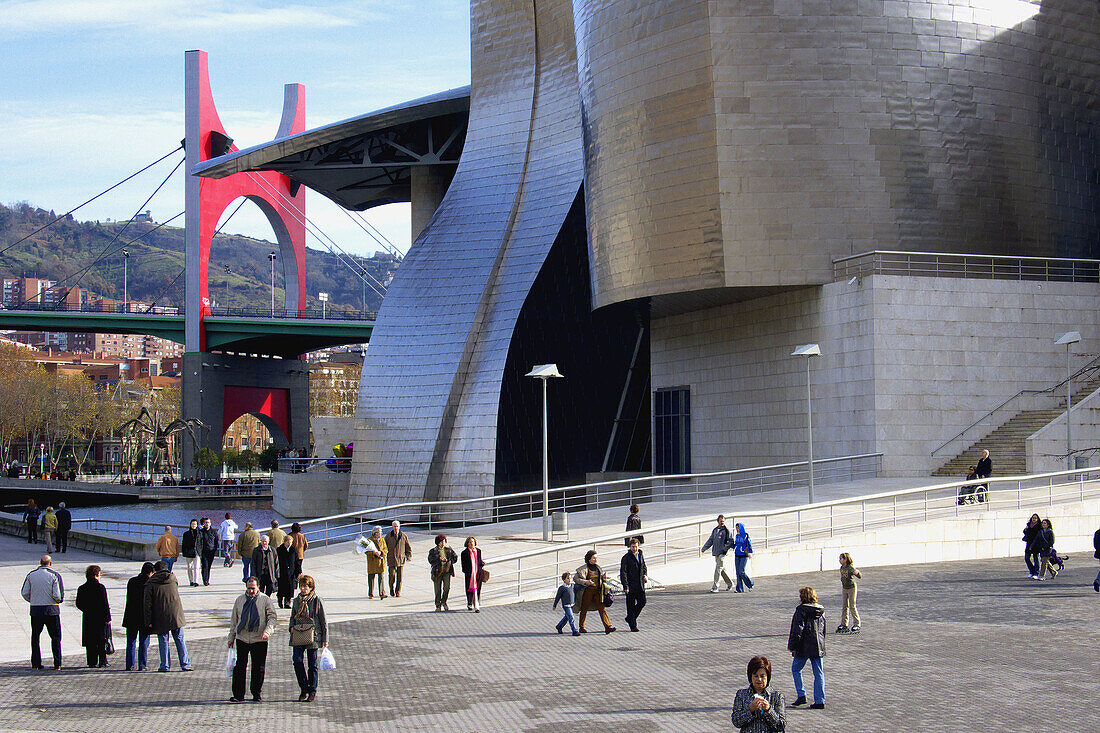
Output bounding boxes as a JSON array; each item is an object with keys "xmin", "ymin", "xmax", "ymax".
[
  {"xmin": 318, "ymin": 291, "xmax": 329, "ymax": 319},
  {"xmin": 39, "ymin": 443, "xmax": 45, "ymax": 477},
  {"xmin": 122, "ymin": 249, "xmax": 129, "ymax": 312},
  {"xmin": 267, "ymin": 251, "xmax": 277, "ymax": 317},
  {"xmin": 361, "ymin": 267, "xmax": 367, "ymax": 313},
  {"xmin": 791, "ymin": 343, "xmax": 821, "ymax": 504},
  {"xmin": 223, "ymin": 265, "xmax": 232, "ymax": 313},
  {"xmin": 526, "ymin": 363, "xmax": 564, "ymax": 541},
  {"xmin": 1055, "ymin": 331, "xmax": 1081, "ymax": 471}
]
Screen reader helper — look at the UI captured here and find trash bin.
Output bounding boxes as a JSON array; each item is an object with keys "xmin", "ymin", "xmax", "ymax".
[{"xmin": 551, "ymin": 510, "xmax": 568, "ymax": 538}]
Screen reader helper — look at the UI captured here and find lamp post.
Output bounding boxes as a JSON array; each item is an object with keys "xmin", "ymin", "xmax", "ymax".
[
  {"xmin": 361, "ymin": 268, "xmax": 367, "ymax": 313},
  {"xmin": 267, "ymin": 251, "xmax": 277, "ymax": 317},
  {"xmin": 526, "ymin": 363, "xmax": 564, "ymax": 541},
  {"xmin": 122, "ymin": 249, "xmax": 129, "ymax": 311},
  {"xmin": 791, "ymin": 344, "xmax": 821, "ymax": 504},
  {"xmin": 39, "ymin": 443, "xmax": 45, "ymax": 477},
  {"xmin": 318, "ymin": 291, "xmax": 329, "ymax": 319},
  {"xmin": 223, "ymin": 265, "xmax": 231, "ymax": 314},
  {"xmin": 1055, "ymin": 331, "xmax": 1081, "ymax": 471}
]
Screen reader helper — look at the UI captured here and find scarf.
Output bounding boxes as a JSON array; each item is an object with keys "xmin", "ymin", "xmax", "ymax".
[
  {"xmin": 237, "ymin": 595, "xmax": 259, "ymax": 633},
  {"xmin": 294, "ymin": 591, "xmax": 314, "ymax": 621}
]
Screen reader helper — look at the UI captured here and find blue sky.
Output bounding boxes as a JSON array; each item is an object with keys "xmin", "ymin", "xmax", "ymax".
[{"xmin": 0, "ymin": 0, "xmax": 471, "ymax": 259}]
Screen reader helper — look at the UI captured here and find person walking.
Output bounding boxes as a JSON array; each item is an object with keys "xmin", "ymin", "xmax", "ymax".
[
  {"xmin": 251, "ymin": 534, "xmax": 279, "ymax": 596},
  {"xmin": 1023, "ymin": 513, "xmax": 1043, "ymax": 579},
  {"xmin": 289, "ymin": 522, "xmax": 309, "ymax": 578},
  {"xmin": 266, "ymin": 520, "xmax": 287, "ymax": 549},
  {"xmin": 21, "ymin": 555, "xmax": 64, "ymax": 670},
  {"xmin": 733, "ymin": 522, "xmax": 755, "ymax": 592},
  {"xmin": 122, "ymin": 562, "xmax": 154, "ymax": 671},
  {"xmin": 181, "ymin": 519, "xmax": 200, "ymax": 587},
  {"xmin": 460, "ymin": 536, "xmax": 484, "ymax": 612},
  {"xmin": 237, "ymin": 522, "xmax": 262, "ymax": 583},
  {"xmin": 219, "ymin": 512, "xmax": 239, "ymax": 567},
  {"xmin": 144, "ymin": 560, "xmax": 192, "ymax": 672},
  {"xmin": 701, "ymin": 514, "xmax": 734, "ymax": 592},
  {"xmin": 427, "ymin": 534, "xmax": 458, "ymax": 612},
  {"xmin": 625, "ymin": 504, "xmax": 644, "ymax": 546},
  {"xmin": 553, "ymin": 571, "xmax": 579, "ymax": 635},
  {"xmin": 197, "ymin": 517, "xmax": 219, "ymax": 585},
  {"xmin": 574, "ymin": 550, "xmax": 616, "ymax": 634},
  {"xmin": 975, "ymin": 449, "xmax": 992, "ymax": 503},
  {"xmin": 227, "ymin": 577, "xmax": 278, "ymax": 703},
  {"xmin": 75, "ymin": 565, "xmax": 112, "ymax": 668},
  {"xmin": 23, "ymin": 499, "xmax": 40, "ymax": 544},
  {"xmin": 289, "ymin": 574, "xmax": 327, "ymax": 703},
  {"xmin": 620, "ymin": 538, "xmax": 647, "ymax": 631},
  {"xmin": 276, "ymin": 535, "xmax": 297, "ymax": 608},
  {"xmin": 1036, "ymin": 519, "xmax": 1058, "ymax": 580},
  {"xmin": 787, "ymin": 586, "xmax": 826, "ymax": 709},
  {"xmin": 384, "ymin": 520, "xmax": 413, "ymax": 597},
  {"xmin": 41, "ymin": 507, "xmax": 58, "ymax": 554},
  {"xmin": 731, "ymin": 655, "xmax": 787, "ymax": 732},
  {"xmin": 1092, "ymin": 524, "xmax": 1100, "ymax": 593},
  {"xmin": 156, "ymin": 526, "xmax": 180, "ymax": 572},
  {"xmin": 364, "ymin": 527, "xmax": 388, "ymax": 599},
  {"xmin": 836, "ymin": 553, "xmax": 861, "ymax": 634},
  {"xmin": 55, "ymin": 502, "xmax": 72, "ymax": 553}
]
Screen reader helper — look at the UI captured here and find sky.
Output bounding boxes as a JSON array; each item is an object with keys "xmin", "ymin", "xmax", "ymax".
[{"xmin": 0, "ymin": 0, "xmax": 471, "ymax": 261}]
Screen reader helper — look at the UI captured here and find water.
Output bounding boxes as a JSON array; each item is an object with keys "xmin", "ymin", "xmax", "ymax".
[{"xmin": 68, "ymin": 499, "xmax": 284, "ymax": 533}]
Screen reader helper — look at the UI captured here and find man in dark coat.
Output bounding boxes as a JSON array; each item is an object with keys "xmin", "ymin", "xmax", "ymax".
[
  {"xmin": 975, "ymin": 449, "xmax": 992, "ymax": 503},
  {"xmin": 144, "ymin": 561, "xmax": 191, "ymax": 671},
  {"xmin": 250, "ymin": 535, "xmax": 279, "ymax": 596},
  {"xmin": 1092, "ymin": 526, "xmax": 1100, "ymax": 593},
  {"xmin": 122, "ymin": 562, "xmax": 154, "ymax": 670},
  {"xmin": 619, "ymin": 538, "xmax": 648, "ymax": 632},
  {"xmin": 55, "ymin": 503, "xmax": 72, "ymax": 553},
  {"xmin": 625, "ymin": 504, "xmax": 644, "ymax": 546},
  {"xmin": 197, "ymin": 517, "xmax": 219, "ymax": 586},
  {"xmin": 384, "ymin": 520, "xmax": 413, "ymax": 597},
  {"xmin": 75, "ymin": 565, "xmax": 111, "ymax": 668}
]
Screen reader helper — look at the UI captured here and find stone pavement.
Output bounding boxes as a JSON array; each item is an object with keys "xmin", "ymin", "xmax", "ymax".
[{"xmin": 2, "ymin": 554, "xmax": 1098, "ymax": 732}]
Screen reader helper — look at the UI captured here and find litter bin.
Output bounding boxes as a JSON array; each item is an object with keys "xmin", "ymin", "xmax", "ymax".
[{"xmin": 551, "ymin": 510, "xmax": 568, "ymax": 539}]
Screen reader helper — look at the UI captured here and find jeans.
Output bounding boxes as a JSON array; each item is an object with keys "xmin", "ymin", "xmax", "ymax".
[
  {"xmin": 556, "ymin": 606, "xmax": 578, "ymax": 633},
  {"xmin": 734, "ymin": 555, "xmax": 754, "ymax": 592},
  {"xmin": 201, "ymin": 551, "xmax": 216, "ymax": 584},
  {"xmin": 125, "ymin": 628, "xmax": 150, "ymax": 670},
  {"xmin": 241, "ymin": 557, "xmax": 252, "ymax": 582},
  {"xmin": 26, "ymin": 520, "xmax": 38, "ymax": 543},
  {"xmin": 30, "ymin": 614, "xmax": 62, "ymax": 668},
  {"xmin": 292, "ymin": 646, "xmax": 319, "ymax": 694},
  {"xmin": 160, "ymin": 557, "xmax": 176, "ymax": 572},
  {"xmin": 233, "ymin": 639, "xmax": 268, "ymax": 700},
  {"xmin": 712, "ymin": 554, "xmax": 733, "ymax": 590},
  {"xmin": 1025, "ymin": 552, "xmax": 1040, "ymax": 576},
  {"xmin": 156, "ymin": 627, "xmax": 191, "ymax": 670},
  {"xmin": 792, "ymin": 656, "xmax": 825, "ymax": 704},
  {"xmin": 222, "ymin": 539, "xmax": 235, "ymax": 564},
  {"xmin": 624, "ymin": 589, "xmax": 646, "ymax": 627}
]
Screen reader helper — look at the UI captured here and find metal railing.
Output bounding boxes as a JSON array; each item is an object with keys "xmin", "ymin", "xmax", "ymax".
[
  {"xmin": 833, "ymin": 250, "xmax": 1100, "ymax": 283},
  {"xmin": 481, "ymin": 467, "xmax": 1100, "ymax": 600},
  {"xmin": 69, "ymin": 517, "xmax": 190, "ymax": 540},
  {"xmin": 292, "ymin": 454, "xmax": 882, "ymax": 546},
  {"xmin": 0, "ymin": 300, "xmax": 376, "ymax": 321},
  {"xmin": 277, "ymin": 457, "xmax": 345, "ymax": 473},
  {"xmin": 207, "ymin": 305, "xmax": 376, "ymax": 322}
]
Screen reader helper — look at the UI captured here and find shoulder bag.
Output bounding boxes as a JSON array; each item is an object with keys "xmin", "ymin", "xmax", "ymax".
[{"xmin": 290, "ymin": 600, "xmax": 315, "ymax": 647}]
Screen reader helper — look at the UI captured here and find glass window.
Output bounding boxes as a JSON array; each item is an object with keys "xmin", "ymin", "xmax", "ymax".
[{"xmin": 654, "ymin": 387, "xmax": 690, "ymax": 474}]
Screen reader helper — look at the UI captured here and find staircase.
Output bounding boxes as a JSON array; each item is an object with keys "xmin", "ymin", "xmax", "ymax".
[{"xmin": 934, "ymin": 371, "xmax": 1100, "ymax": 478}]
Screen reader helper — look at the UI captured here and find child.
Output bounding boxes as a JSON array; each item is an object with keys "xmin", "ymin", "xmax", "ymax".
[
  {"xmin": 553, "ymin": 571, "xmax": 579, "ymax": 636},
  {"xmin": 837, "ymin": 552, "xmax": 861, "ymax": 634}
]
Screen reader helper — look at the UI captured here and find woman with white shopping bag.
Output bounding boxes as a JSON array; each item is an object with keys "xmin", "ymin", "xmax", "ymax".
[{"xmin": 289, "ymin": 574, "xmax": 328, "ymax": 702}]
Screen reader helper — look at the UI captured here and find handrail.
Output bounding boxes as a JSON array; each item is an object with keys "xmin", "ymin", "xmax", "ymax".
[
  {"xmin": 931, "ymin": 356, "xmax": 1100, "ymax": 457},
  {"xmin": 294, "ymin": 453, "xmax": 883, "ymax": 529},
  {"xmin": 832, "ymin": 249, "xmax": 1100, "ymax": 266}
]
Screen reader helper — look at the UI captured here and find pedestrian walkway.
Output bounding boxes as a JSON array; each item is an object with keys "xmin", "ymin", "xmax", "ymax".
[
  {"xmin": 0, "ymin": 476, "xmax": 943, "ymax": 664},
  {"xmin": 2, "ymin": 555, "xmax": 1097, "ymax": 732}
]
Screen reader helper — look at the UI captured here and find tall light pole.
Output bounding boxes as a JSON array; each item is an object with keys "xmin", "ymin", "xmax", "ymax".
[
  {"xmin": 267, "ymin": 251, "xmax": 277, "ymax": 317},
  {"xmin": 1055, "ymin": 331, "xmax": 1081, "ymax": 470},
  {"xmin": 361, "ymin": 267, "xmax": 367, "ymax": 313},
  {"xmin": 122, "ymin": 249, "xmax": 129, "ymax": 311},
  {"xmin": 318, "ymin": 291, "xmax": 329, "ymax": 319},
  {"xmin": 223, "ymin": 265, "xmax": 231, "ymax": 313},
  {"xmin": 39, "ymin": 443, "xmax": 45, "ymax": 477},
  {"xmin": 791, "ymin": 344, "xmax": 821, "ymax": 504},
  {"xmin": 526, "ymin": 364, "xmax": 564, "ymax": 541}
]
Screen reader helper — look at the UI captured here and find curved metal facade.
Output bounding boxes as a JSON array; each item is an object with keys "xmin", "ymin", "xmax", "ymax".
[{"xmin": 575, "ymin": 0, "xmax": 1100, "ymax": 311}]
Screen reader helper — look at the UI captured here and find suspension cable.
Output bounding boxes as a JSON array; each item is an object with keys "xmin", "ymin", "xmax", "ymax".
[{"xmin": 343, "ymin": 207, "xmax": 404, "ymax": 261}]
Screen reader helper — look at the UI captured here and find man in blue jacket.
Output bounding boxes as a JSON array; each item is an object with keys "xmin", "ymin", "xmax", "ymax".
[
  {"xmin": 701, "ymin": 515, "xmax": 734, "ymax": 593},
  {"xmin": 21, "ymin": 555, "xmax": 64, "ymax": 670}
]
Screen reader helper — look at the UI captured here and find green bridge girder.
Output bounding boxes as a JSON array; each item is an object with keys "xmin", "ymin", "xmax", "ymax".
[{"xmin": 0, "ymin": 311, "xmax": 372, "ymax": 358}]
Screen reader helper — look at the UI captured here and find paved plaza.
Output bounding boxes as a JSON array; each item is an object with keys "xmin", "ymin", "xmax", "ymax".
[{"xmin": 2, "ymin": 553, "xmax": 1097, "ymax": 732}]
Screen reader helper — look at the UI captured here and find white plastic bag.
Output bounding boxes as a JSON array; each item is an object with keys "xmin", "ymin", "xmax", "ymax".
[
  {"xmin": 319, "ymin": 646, "xmax": 336, "ymax": 671},
  {"xmin": 225, "ymin": 647, "xmax": 236, "ymax": 678}
]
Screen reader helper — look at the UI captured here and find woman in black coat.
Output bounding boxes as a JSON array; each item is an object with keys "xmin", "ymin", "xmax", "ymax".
[
  {"xmin": 75, "ymin": 565, "xmax": 112, "ymax": 668},
  {"xmin": 276, "ymin": 535, "xmax": 297, "ymax": 608},
  {"xmin": 1022, "ymin": 513, "xmax": 1042, "ymax": 579},
  {"xmin": 1036, "ymin": 519, "xmax": 1057, "ymax": 580}
]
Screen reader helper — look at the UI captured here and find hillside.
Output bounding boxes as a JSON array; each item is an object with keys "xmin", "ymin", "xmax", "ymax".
[{"xmin": 0, "ymin": 202, "xmax": 396, "ymax": 314}]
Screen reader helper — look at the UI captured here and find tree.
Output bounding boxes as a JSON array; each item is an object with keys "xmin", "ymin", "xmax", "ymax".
[
  {"xmin": 258, "ymin": 444, "xmax": 280, "ymax": 473},
  {"xmin": 238, "ymin": 449, "xmax": 259, "ymax": 477},
  {"xmin": 192, "ymin": 447, "xmax": 220, "ymax": 475},
  {"xmin": 221, "ymin": 447, "xmax": 240, "ymax": 474}
]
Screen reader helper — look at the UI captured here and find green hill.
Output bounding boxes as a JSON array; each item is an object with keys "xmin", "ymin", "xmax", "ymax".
[{"xmin": 0, "ymin": 202, "xmax": 396, "ymax": 315}]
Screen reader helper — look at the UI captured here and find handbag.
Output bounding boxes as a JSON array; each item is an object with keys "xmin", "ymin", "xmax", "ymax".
[
  {"xmin": 103, "ymin": 625, "xmax": 115, "ymax": 655},
  {"xmin": 290, "ymin": 621, "xmax": 315, "ymax": 647},
  {"xmin": 602, "ymin": 591, "xmax": 614, "ymax": 607},
  {"xmin": 479, "ymin": 568, "xmax": 490, "ymax": 584}
]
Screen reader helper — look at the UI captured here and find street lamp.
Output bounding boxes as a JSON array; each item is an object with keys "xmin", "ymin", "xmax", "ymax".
[
  {"xmin": 267, "ymin": 251, "xmax": 277, "ymax": 317},
  {"xmin": 1055, "ymin": 331, "xmax": 1081, "ymax": 471},
  {"xmin": 318, "ymin": 291, "xmax": 329, "ymax": 319},
  {"xmin": 526, "ymin": 363, "xmax": 564, "ymax": 541},
  {"xmin": 361, "ymin": 268, "xmax": 367, "ymax": 313},
  {"xmin": 122, "ymin": 249, "xmax": 129, "ymax": 311},
  {"xmin": 39, "ymin": 443, "xmax": 45, "ymax": 477},
  {"xmin": 791, "ymin": 344, "xmax": 821, "ymax": 504},
  {"xmin": 223, "ymin": 265, "xmax": 231, "ymax": 313}
]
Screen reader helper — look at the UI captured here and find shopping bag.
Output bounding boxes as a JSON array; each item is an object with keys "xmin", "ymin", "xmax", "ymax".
[
  {"xmin": 319, "ymin": 647, "xmax": 336, "ymax": 671},
  {"xmin": 225, "ymin": 647, "xmax": 236, "ymax": 678}
]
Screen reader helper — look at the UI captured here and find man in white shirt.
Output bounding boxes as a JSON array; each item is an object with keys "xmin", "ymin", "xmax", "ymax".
[{"xmin": 218, "ymin": 512, "xmax": 239, "ymax": 568}]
